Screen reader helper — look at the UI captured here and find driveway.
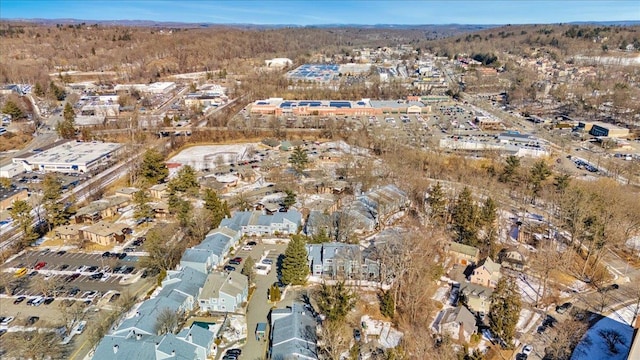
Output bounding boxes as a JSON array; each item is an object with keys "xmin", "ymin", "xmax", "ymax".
[{"xmin": 221, "ymin": 240, "xmax": 286, "ymax": 360}]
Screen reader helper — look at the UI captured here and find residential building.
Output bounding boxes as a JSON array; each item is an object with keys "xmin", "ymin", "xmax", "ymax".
[
  {"xmin": 115, "ymin": 187, "xmax": 139, "ymax": 199},
  {"xmin": 447, "ymin": 242, "xmax": 480, "ymax": 266},
  {"xmin": 459, "ymin": 282, "xmax": 493, "ymax": 315},
  {"xmin": 469, "ymin": 257, "xmax": 502, "ymax": 288},
  {"xmin": 198, "ymin": 271, "xmax": 248, "ymax": 313},
  {"xmin": 499, "ymin": 247, "xmax": 528, "ymax": 271},
  {"xmin": 269, "ymin": 303, "xmax": 318, "ymax": 360},
  {"xmin": 149, "ymin": 183, "xmax": 168, "ymax": 199},
  {"xmin": 187, "ymin": 227, "xmax": 241, "ymax": 268},
  {"xmin": 306, "ymin": 242, "xmax": 379, "ymax": 280},
  {"xmin": 219, "ymin": 209, "xmax": 302, "ymax": 236},
  {"xmin": 93, "ymin": 323, "xmax": 216, "ymax": 360},
  {"xmin": 74, "ymin": 195, "xmax": 130, "ymax": 223},
  {"xmin": 54, "ymin": 224, "xmax": 83, "ymax": 243},
  {"xmin": 12, "ymin": 141, "xmax": 122, "ymax": 174},
  {"xmin": 80, "ymin": 222, "xmax": 129, "ymax": 246},
  {"xmin": 434, "ymin": 306, "xmax": 477, "ymax": 342}
]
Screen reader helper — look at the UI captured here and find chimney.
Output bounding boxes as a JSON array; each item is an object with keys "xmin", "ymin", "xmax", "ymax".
[
  {"xmin": 136, "ymin": 311, "xmax": 140, "ymax": 317},
  {"xmin": 136, "ymin": 333, "xmax": 142, "ymax": 341},
  {"xmin": 113, "ymin": 344, "xmax": 119, "ymax": 354},
  {"xmin": 155, "ymin": 342, "xmax": 160, "ymax": 349},
  {"xmin": 171, "ymin": 350, "xmax": 176, "ymax": 356},
  {"xmin": 188, "ymin": 333, "xmax": 193, "ymax": 342}
]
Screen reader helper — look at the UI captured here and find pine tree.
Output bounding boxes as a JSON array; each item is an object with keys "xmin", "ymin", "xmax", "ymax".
[
  {"xmin": 427, "ymin": 182, "xmax": 447, "ymax": 224},
  {"xmin": 133, "ymin": 190, "xmax": 154, "ymax": 222},
  {"xmin": 2, "ymin": 100, "xmax": 24, "ymax": 119},
  {"xmin": 269, "ymin": 283, "xmax": 281, "ymax": 302},
  {"xmin": 203, "ymin": 189, "xmax": 228, "ymax": 228},
  {"xmin": 529, "ymin": 159, "xmax": 552, "ymax": 199},
  {"xmin": 33, "ymin": 82, "xmax": 45, "ymax": 97},
  {"xmin": 499, "ymin": 155, "xmax": 520, "ymax": 183},
  {"xmin": 379, "ymin": 290, "xmax": 395, "ymax": 318},
  {"xmin": 168, "ymin": 165, "xmax": 199, "ymax": 194},
  {"xmin": 452, "ymin": 187, "xmax": 479, "ymax": 246},
  {"xmin": 288, "ymin": 146, "xmax": 309, "ymax": 176},
  {"xmin": 283, "ymin": 189, "xmax": 296, "ymax": 208},
  {"xmin": 42, "ymin": 174, "xmax": 66, "ymax": 231},
  {"xmin": 281, "ymin": 234, "xmax": 309, "ymax": 285},
  {"xmin": 57, "ymin": 103, "xmax": 76, "ymax": 139},
  {"xmin": 241, "ymin": 256, "xmax": 256, "ymax": 286},
  {"xmin": 489, "ymin": 277, "xmax": 521, "ymax": 348},
  {"xmin": 140, "ymin": 149, "xmax": 168, "ymax": 185},
  {"xmin": 316, "ymin": 281, "xmax": 357, "ymax": 322},
  {"xmin": 9, "ymin": 200, "xmax": 38, "ymax": 248}
]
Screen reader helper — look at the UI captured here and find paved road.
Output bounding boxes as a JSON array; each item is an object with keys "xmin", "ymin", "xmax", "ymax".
[{"xmin": 219, "ymin": 240, "xmax": 286, "ymax": 360}]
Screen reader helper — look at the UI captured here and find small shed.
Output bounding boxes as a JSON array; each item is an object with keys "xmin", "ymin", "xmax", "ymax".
[{"xmin": 255, "ymin": 322, "xmax": 267, "ymax": 340}]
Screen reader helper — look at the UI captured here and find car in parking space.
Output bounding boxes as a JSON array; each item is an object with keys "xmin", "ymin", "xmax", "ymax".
[
  {"xmin": 44, "ymin": 297, "xmax": 55, "ymax": 305},
  {"xmin": 14, "ymin": 268, "xmax": 27, "ymax": 277},
  {"xmin": 515, "ymin": 354, "xmax": 528, "ymax": 360},
  {"xmin": 229, "ymin": 257, "xmax": 242, "ymax": 265},
  {"xmin": 82, "ymin": 291, "xmax": 99, "ymax": 300},
  {"xmin": 261, "ymin": 258, "xmax": 273, "ymax": 265},
  {"xmin": 73, "ymin": 320, "xmax": 87, "ymax": 334},
  {"xmin": 0, "ymin": 316, "xmax": 15, "ymax": 326},
  {"xmin": 91, "ymin": 272, "xmax": 104, "ymax": 280},
  {"xmin": 68, "ymin": 287, "xmax": 81, "ymax": 296},
  {"xmin": 27, "ymin": 316, "xmax": 39, "ymax": 325},
  {"xmin": 34, "ymin": 262, "xmax": 46, "ymax": 270},
  {"xmin": 100, "ymin": 273, "xmax": 111, "ymax": 282},
  {"xmin": 28, "ymin": 270, "xmax": 38, "ymax": 277},
  {"xmin": 118, "ymin": 253, "xmax": 127, "ymax": 260},
  {"xmin": 522, "ymin": 344, "xmax": 533, "ymax": 355},
  {"xmin": 86, "ymin": 266, "xmax": 98, "ymax": 272},
  {"xmin": 102, "ymin": 251, "xmax": 111, "ymax": 258},
  {"xmin": 56, "ymin": 250, "xmax": 66, "ymax": 256},
  {"xmin": 223, "ymin": 265, "xmax": 236, "ymax": 272},
  {"xmin": 353, "ymin": 329, "xmax": 362, "ymax": 342},
  {"xmin": 66, "ymin": 273, "xmax": 81, "ymax": 282},
  {"xmin": 28, "ymin": 296, "xmax": 45, "ymax": 306},
  {"xmin": 109, "ymin": 293, "xmax": 121, "ymax": 302},
  {"xmin": 247, "ymin": 241, "xmax": 257, "ymax": 246},
  {"xmin": 59, "ymin": 264, "xmax": 69, "ymax": 271},
  {"xmin": 13, "ymin": 296, "xmax": 26, "ymax": 304},
  {"xmin": 226, "ymin": 348, "xmax": 242, "ymax": 357},
  {"xmin": 241, "ymin": 245, "xmax": 253, "ymax": 251},
  {"xmin": 123, "ymin": 266, "xmax": 135, "ymax": 274}
]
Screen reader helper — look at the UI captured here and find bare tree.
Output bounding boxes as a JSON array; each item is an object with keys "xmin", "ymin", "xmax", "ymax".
[
  {"xmin": 155, "ymin": 308, "xmax": 178, "ymax": 335},
  {"xmin": 599, "ymin": 329, "xmax": 626, "ymax": 355},
  {"xmin": 317, "ymin": 319, "xmax": 351, "ymax": 360}
]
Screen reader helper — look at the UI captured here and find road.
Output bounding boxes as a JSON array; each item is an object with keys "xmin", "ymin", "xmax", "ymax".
[{"xmin": 216, "ymin": 240, "xmax": 286, "ymax": 360}]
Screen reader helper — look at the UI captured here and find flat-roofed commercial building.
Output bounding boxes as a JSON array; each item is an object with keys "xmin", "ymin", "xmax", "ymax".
[
  {"xmin": 250, "ymin": 98, "xmax": 430, "ymax": 117},
  {"xmin": 12, "ymin": 141, "xmax": 122, "ymax": 174},
  {"xmin": 588, "ymin": 121, "xmax": 630, "ymax": 138}
]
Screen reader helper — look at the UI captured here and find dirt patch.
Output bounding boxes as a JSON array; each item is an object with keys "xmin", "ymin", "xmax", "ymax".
[{"xmin": 0, "ymin": 132, "xmax": 33, "ymax": 152}]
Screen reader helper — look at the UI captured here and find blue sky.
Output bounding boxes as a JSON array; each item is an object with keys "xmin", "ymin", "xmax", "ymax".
[{"xmin": 1, "ymin": 1, "xmax": 638, "ymax": 25}]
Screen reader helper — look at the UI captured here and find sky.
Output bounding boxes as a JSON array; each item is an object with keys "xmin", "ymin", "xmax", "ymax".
[{"xmin": 1, "ymin": 0, "xmax": 638, "ymax": 25}]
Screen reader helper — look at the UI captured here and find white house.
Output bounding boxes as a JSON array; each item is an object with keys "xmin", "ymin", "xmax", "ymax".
[{"xmin": 198, "ymin": 271, "xmax": 248, "ymax": 313}]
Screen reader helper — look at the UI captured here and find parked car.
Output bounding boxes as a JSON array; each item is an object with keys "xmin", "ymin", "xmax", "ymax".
[
  {"xmin": 13, "ymin": 296, "xmax": 26, "ymax": 304},
  {"xmin": 73, "ymin": 320, "xmax": 87, "ymax": 334},
  {"xmin": 522, "ymin": 344, "xmax": 533, "ymax": 355},
  {"xmin": 241, "ymin": 245, "xmax": 253, "ymax": 251},
  {"xmin": 555, "ymin": 302, "xmax": 572, "ymax": 314},
  {"xmin": 223, "ymin": 265, "xmax": 236, "ymax": 272},
  {"xmin": 226, "ymin": 349, "xmax": 242, "ymax": 356},
  {"xmin": 353, "ymin": 329, "xmax": 362, "ymax": 342},
  {"xmin": 247, "ymin": 241, "xmax": 257, "ymax": 246},
  {"xmin": 44, "ymin": 297, "xmax": 55, "ymax": 305},
  {"xmin": 261, "ymin": 258, "xmax": 273, "ymax": 265},
  {"xmin": 34, "ymin": 262, "xmax": 46, "ymax": 270},
  {"xmin": 27, "ymin": 316, "xmax": 39, "ymax": 325},
  {"xmin": 0, "ymin": 316, "xmax": 14, "ymax": 326},
  {"xmin": 229, "ymin": 257, "xmax": 242, "ymax": 265}
]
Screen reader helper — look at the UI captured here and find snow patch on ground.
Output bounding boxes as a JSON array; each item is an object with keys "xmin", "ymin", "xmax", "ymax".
[
  {"xmin": 221, "ymin": 315, "xmax": 247, "ymax": 345},
  {"xmin": 361, "ymin": 315, "xmax": 403, "ymax": 349},
  {"xmin": 169, "ymin": 144, "xmax": 258, "ymax": 171},
  {"xmin": 432, "ymin": 286, "xmax": 450, "ymax": 304},
  {"xmin": 571, "ymin": 304, "xmax": 639, "ymax": 360},
  {"xmin": 516, "ymin": 308, "xmax": 541, "ymax": 334},
  {"xmin": 516, "ymin": 275, "xmax": 543, "ymax": 304}
]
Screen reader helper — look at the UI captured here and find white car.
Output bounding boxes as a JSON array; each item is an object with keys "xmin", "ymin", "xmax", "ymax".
[
  {"xmin": 72, "ymin": 320, "xmax": 87, "ymax": 334},
  {"xmin": 241, "ymin": 245, "xmax": 253, "ymax": 251},
  {"xmin": 0, "ymin": 316, "xmax": 15, "ymax": 326},
  {"xmin": 100, "ymin": 273, "xmax": 111, "ymax": 282},
  {"xmin": 523, "ymin": 345, "xmax": 533, "ymax": 355}
]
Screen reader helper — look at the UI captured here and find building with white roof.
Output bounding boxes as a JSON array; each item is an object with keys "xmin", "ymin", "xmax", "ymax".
[{"xmin": 12, "ymin": 141, "xmax": 122, "ymax": 174}]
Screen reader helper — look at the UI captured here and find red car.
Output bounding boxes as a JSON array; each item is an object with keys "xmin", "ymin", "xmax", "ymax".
[
  {"xmin": 229, "ymin": 257, "xmax": 243, "ymax": 265},
  {"xmin": 34, "ymin": 262, "xmax": 46, "ymax": 270}
]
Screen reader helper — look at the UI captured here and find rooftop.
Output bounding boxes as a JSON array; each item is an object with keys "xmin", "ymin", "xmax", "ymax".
[{"xmin": 13, "ymin": 141, "xmax": 121, "ymax": 166}]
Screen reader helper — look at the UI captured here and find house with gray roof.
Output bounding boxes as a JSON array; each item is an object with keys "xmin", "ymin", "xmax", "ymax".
[
  {"xmin": 469, "ymin": 257, "xmax": 502, "ymax": 288},
  {"xmin": 459, "ymin": 282, "xmax": 493, "ymax": 315},
  {"xmin": 93, "ymin": 323, "xmax": 215, "ymax": 360},
  {"xmin": 306, "ymin": 242, "xmax": 379, "ymax": 280},
  {"xmin": 180, "ymin": 248, "xmax": 216, "ymax": 274},
  {"xmin": 198, "ymin": 271, "xmax": 248, "ymax": 313},
  {"xmin": 157, "ymin": 266, "xmax": 207, "ymax": 312},
  {"xmin": 220, "ymin": 209, "xmax": 302, "ymax": 236},
  {"xmin": 434, "ymin": 305, "xmax": 477, "ymax": 342},
  {"xmin": 357, "ymin": 184, "xmax": 408, "ymax": 220},
  {"xmin": 269, "ymin": 303, "xmax": 318, "ymax": 360},
  {"xmin": 190, "ymin": 227, "xmax": 241, "ymax": 267}
]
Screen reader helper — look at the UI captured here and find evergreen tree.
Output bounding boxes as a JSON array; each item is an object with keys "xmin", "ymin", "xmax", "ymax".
[
  {"xmin": 315, "ymin": 281, "xmax": 357, "ymax": 322},
  {"xmin": 1, "ymin": 100, "xmax": 24, "ymax": 119},
  {"xmin": 168, "ymin": 193, "xmax": 192, "ymax": 228},
  {"xmin": 553, "ymin": 174, "xmax": 570, "ymax": 193},
  {"xmin": 140, "ymin": 149, "xmax": 168, "ymax": 185},
  {"xmin": 499, "ymin": 155, "xmax": 520, "ymax": 183},
  {"xmin": 42, "ymin": 174, "xmax": 66, "ymax": 231},
  {"xmin": 379, "ymin": 290, "xmax": 395, "ymax": 318},
  {"xmin": 283, "ymin": 189, "xmax": 296, "ymax": 208},
  {"xmin": 56, "ymin": 103, "xmax": 76, "ymax": 139},
  {"xmin": 309, "ymin": 228, "xmax": 331, "ymax": 244},
  {"xmin": 49, "ymin": 81, "xmax": 65, "ymax": 100},
  {"xmin": 281, "ymin": 234, "xmax": 309, "ymax": 285},
  {"xmin": 427, "ymin": 182, "xmax": 447, "ymax": 224},
  {"xmin": 203, "ymin": 189, "xmax": 229, "ymax": 228},
  {"xmin": 168, "ymin": 165, "xmax": 199, "ymax": 195},
  {"xmin": 529, "ymin": 159, "xmax": 552, "ymax": 199},
  {"xmin": 451, "ymin": 187, "xmax": 479, "ymax": 246},
  {"xmin": 479, "ymin": 196, "xmax": 497, "ymax": 227},
  {"xmin": 33, "ymin": 82, "xmax": 45, "ymax": 97},
  {"xmin": 9, "ymin": 199, "xmax": 38, "ymax": 248},
  {"xmin": 489, "ymin": 277, "xmax": 521, "ymax": 348},
  {"xmin": 133, "ymin": 190, "xmax": 154, "ymax": 222},
  {"xmin": 241, "ymin": 256, "xmax": 256, "ymax": 286},
  {"xmin": 269, "ymin": 283, "xmax": 281, "ymax": 302},
  {"xmin": 288, "ymin": 146, "xmax": 309, "ymax": 176}
]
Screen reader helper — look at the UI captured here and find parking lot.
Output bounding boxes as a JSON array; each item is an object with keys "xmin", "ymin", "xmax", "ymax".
[{"xmin": 1, "ymin": 249, "xmax": 149, "ymax": 334}]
